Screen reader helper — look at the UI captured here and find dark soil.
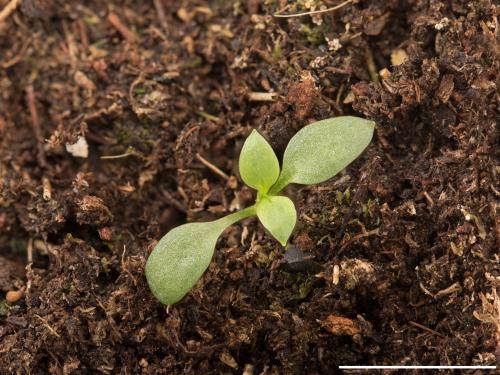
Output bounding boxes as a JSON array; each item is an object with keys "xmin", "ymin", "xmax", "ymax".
[{"xmin": 1, "ymin": 0, "xmax": 499, "ymax": 374}]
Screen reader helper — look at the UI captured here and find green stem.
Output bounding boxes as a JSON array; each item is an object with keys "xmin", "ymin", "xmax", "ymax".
[
  {"xmin": 215, "ymin": 205, "xmax": 257, "ymax": 229},
  {"xmin": 268, "ymin": 176, "xmax": 291, "ymax": 195}
]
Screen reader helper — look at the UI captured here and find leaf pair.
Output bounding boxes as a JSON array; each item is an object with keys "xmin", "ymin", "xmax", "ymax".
[
  {"xmin": 271, "ymin": 116, "xmax": 376, "ymax": 193},
  {"xmin": 238, "ymin": 116, "xmax": 374, "ymax": 245},
  {"xmin": 239, "ymin": 130, "xmax": 296, "ymax": 246},
  {"xmin": 240, "ymin": 116, "xmax": 375, "ymax": 194},
  {"xmin": 146, "ymin": 116, "xmax": 375, "ymax": 305}
]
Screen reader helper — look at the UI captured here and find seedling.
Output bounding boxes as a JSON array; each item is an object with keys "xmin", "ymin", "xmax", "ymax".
[{"xmin": 146, "ymin": 116, "xmax": 374, "ymax": 305}]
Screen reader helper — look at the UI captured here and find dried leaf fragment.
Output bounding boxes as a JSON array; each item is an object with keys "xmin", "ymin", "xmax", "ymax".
[
  {"xmin": 437, "ymin": 74, "xmax": 454, "ymax": 103},
  {"xmin": 320, "ymin": 315, "xmax": 361, "ymax": 336},
  {"xmin": 219, "ymin": 351, "xmax": 238, "ymax": 369}
]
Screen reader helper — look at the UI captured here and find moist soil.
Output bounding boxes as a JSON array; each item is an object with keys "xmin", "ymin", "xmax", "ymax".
[{"xmin": 0, "ymin": 0, "xmax": 499, "ymax": 374}]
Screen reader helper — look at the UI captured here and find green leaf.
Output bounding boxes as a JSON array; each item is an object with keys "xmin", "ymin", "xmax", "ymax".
[
  {"xmin": 256, "ymin": 196, "xmax": 296, "ymax": 246},
  {"xmin": 145, "ymin": 222, "xmax": 223, "ymax": 305},
  {"xmin": 270, "ymin": 116, "xmax": 374, "ymax": 193},
  {"xmin": 239, "ymin": 130, "xmax": 280, "ymax": 194},
  {"xmin": 145, "ymin": 206, "xmax": 256, "ymax": 305}
]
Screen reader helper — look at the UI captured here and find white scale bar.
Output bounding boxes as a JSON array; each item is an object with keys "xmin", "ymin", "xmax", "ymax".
[{"xmin": 339, "ymin": 366, "xmax": 497, "ymax": 369}]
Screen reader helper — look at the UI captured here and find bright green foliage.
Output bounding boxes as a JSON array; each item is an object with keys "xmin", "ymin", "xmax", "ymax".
[
  {"xmin": 145, "ymin": 222, "xmax": 222, "ymax": 305},
  {"xmin": 146, "ymin": 116, "xmax": 375, "ymax": 305},
  {"xmin": 269, "ymin": 116, "xmax": 375, "ymax": 194},
  {"xmin": 256, "ymin": 196, "xmax": 296, "ymax": 246},
  {"xmin": 146, "ymin": 206, "xmax": 256, "ymax": 305},
  {"xmin": 239, "ymin": 130, "xmax": 280, "ymax": 193}
]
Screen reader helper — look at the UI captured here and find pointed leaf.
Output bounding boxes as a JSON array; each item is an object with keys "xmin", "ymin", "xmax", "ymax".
[
  {"xmin": 239, "ymin": 130, "xmax": 280, "ymax": 193},
  {"xmin": 271, "ymin": 116, "xmax": 374, "ymax": 193},
  {"xmin": 257, "ymin": 196, "xmax": 296, "ymax": 246}
]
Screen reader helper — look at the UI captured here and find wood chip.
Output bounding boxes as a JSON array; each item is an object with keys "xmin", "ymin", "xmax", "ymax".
[
  {"xmin": 391, "ymin": 49, "xmax": 408, "ymax": 66},
  {"xmin": 320, "ymin": 315, "xmax": 361, "ymax": 336},
  {"xmin": 332, "ymin": 264, "xmax": 340, "ymax": 285},
  {"xmin": 42, "ymin": 177, "xmax": 51, "ymax": 201},
  {"xmin": 248, "ymin": 92, "xmax": 277, "ymax": 101}
]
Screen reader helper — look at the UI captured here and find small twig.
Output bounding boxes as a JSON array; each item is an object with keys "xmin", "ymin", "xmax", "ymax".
[
  {"xmin": 196, "ymin": 111, "xmax": 219, "ymax": 122},
  {"xmin": 77, "ymin": 18, "xmax": 90, "ymax": 49},
  {"xmin": 274, "ymin": 0, "xmax": 352, "ymax": 18},
  {"xmin": 162, "ymin": 189, "xmax": 187, "ymax": 213},
  {"xmin": 177, "ymin": 186, "xmax": 189, "ymax": 202},
  {"xmin": 0, "ymin": 0, "xmax": 22, "ymax": 24},
  {"xmin": 1, "ymin": 37, "xmax": 31, "ymax": 68},
  {"xmin": 365, "ymin": 46, "xmax": 379, "ymax": 85},
  {"xmin": 107, "ymin": 12, "xmax": 137, "ymax": 43},
  {"xmin": 423, "ymin": 191, "xmax": 434, "ymax": 207},
  {"xmin": 153, "ymin": 0, "xmax": 169, "ymax": 33},
  {"xmin": 349, "ymin": 32, "xmax": 363, "ymax": 40},
  {"xmin": 248, "ymin": 92, "xmax": 277, "ymax": 102},
  {"xmin": 85, "ymin": 131, "xmax": 117, "ymax": 145},
  {"xmin": 26, "ymin": 85, "xmax": 47, "ymax": 168},
  {"xmin": 34, "ymin": 314, "xmax": 60, "ymax": 337},
  {"xmin": 339, "ymin": 228, "xmax": 379, "ymax": 252},
  {"xmin": 419, "ymin": 282, "xmax": 435, "ymax": 298},
  {"xmin": 42, "ymin": 176, "xmax": 51, "ymax": 201},
  {"xmin": 27, "ymin": 238, "xmax": 33, "ymax": 264},
  {"xmin": 408, "ymin": 321, "xmax": 445, "ymax": 338},
  {"xmin": 434, "ymin": 282, "xmax": 462, "ymax": 299},
  {"xmin": 100, "ymin": 152, "xmax": 133, "ymax": 160},
  {"xmin": 196, "ymin": 153, "xmax": 229, "ymax": 180}
]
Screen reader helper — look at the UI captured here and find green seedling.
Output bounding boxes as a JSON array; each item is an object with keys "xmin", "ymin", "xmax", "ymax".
[{"xmin": 146, "ymin": 116, "xmax": 375, "ymax": 305}]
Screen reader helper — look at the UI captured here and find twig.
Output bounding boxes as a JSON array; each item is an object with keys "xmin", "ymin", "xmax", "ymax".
[
  {"xmin": 408, "ymin": 321, "xmax": 445, "ymax": 338},
  {"xmin": 77, "ymin": 18, "xmax": 90, "ymax": 49},
  {"xmin": 1, "ymin": 38, "xmax": 31, "ymax": 68},
  {"xmin": 365, "ymin": 46, "xmax": 379, "ymax": 85},
  {"xmin": 196, "ymin": 111, "xmax": 219, "ymax": 122},
  {"xmin": 107, "ymin": 12, "xmax": 137, "ymax": 43},
  {"xmin": 196, "ymin": 153, "xmax": 229, "ymax": 180},
  {"xmin": 100, "ymin": 152, "xmax": 133, "ymax": 160},
  {"xmin": 42, "ymin": 176, "xmax": 51, "ymax": 200},
  {"xmin": 26, "ymin": 85, "xmax": 47, "ymax": 168},
  {"xmin": 248, "ymin": 92, "xmax": 277, "ymax": 102},
  {"xmin": 349, "ymin": 32, "xmax": 363, "ymax": 40},
  {"xmin": 274, "ymin": 0, "xmax": 352, "ymax": 18},
  {"xmin": 0, "ymin": 0, "xmax": 22, "ymax": 24},
  {"xmin": 423, "ymin": 191, "xmax": 434, "ymax": 207},
  {"xmin": 27, "ymin": 238, "xmax": 33, "ymax": 263},
  {"xmin": 34, "ymin": 314, "xmax": 60, "ymax": 337},
  {"xmin": 339, "ymin": 228, "xmax": 379, "ymax": 252},
  {"xmin": 434, "ymin": 282, "xmax": 462, "ymax": 299},
  {"xmin": 153, "ymin": 0, "xmax": 169, "ymax": 33},
  {"xmin": 162, "ymin": 189, "xmax": 187, "ymax": 213}
]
